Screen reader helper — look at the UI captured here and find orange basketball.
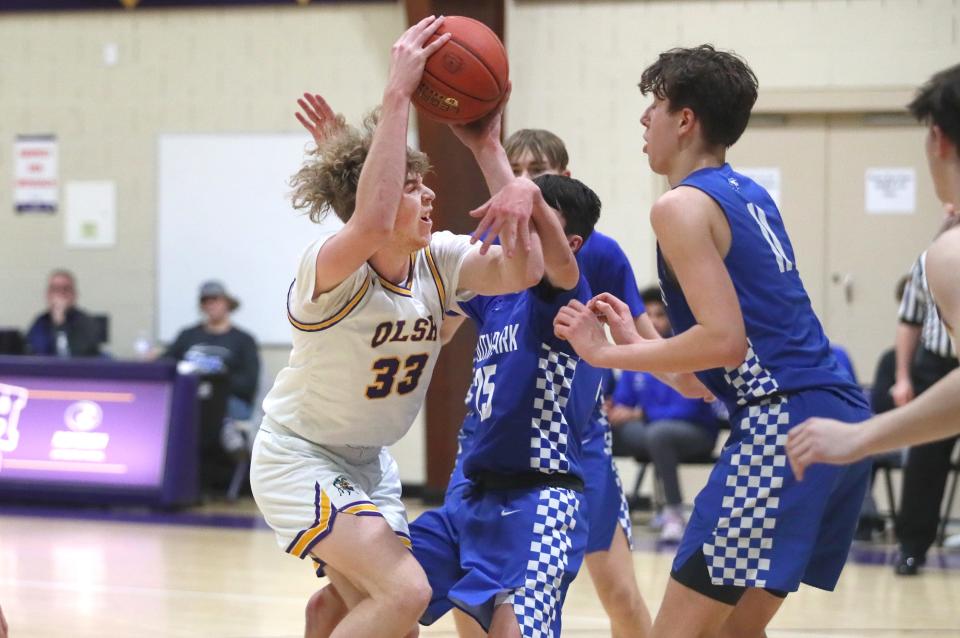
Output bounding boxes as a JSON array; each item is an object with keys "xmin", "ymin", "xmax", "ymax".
[{"xmin": 413, "ymin": 16, "xmax": 509, "ymax": 124}]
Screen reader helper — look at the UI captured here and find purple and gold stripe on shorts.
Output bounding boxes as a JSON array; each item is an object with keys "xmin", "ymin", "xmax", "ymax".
[
  {"xmin": 287, "ymin": 484, "xmax": 336, "ymax": 559},
  {"xmin": 340, "ymin": 500, "xmax": 382, "ymax": 517}
]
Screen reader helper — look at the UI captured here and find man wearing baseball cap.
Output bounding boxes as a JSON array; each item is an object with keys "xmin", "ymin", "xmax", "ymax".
[{"xmin": 164, "ymin": 281, "xmax": 260, "ymax": 489}]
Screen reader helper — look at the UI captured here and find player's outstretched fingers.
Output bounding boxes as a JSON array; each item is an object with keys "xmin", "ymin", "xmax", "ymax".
[
  {"xmin": 517, "ymin": 218, "xmax": 532, "ymax": 252},
  {"xmin": 296, "ymin": 93, "xmax": 341, "ymax": 144},
  {"xmin": 412, "ymin": 14, "xmax": 446, "ymax": 47},
  {"xmin": 553, "ymin": 306, "xmax": 578, "ymax": 339},
  {"xmin": 478, "ymin": 219, "xmax": 503, "ymax": 256},
  {"xmin": 295, "ymin": 111, "xmax": 315, "ymax": 138},
  {"xmin": 592, "ymin": 299, "xmax": 618, "ymax": 323},
  {"xmin": 422, "ymin": 30, "xmax": 452, "ymax": 57},
  {"xmin": 306, "ymin": 93, "xmax": 335, "ymax": 122},
  {"xmin": 499, "ymin": 217, "xmax": 518, "ymax": 258},
  {"xmin": 786, "ymin": 425, "xmax": 811, "ymax": 481},
  {"xmin": 469, "ymin": 202, "xmax": 494, "ymax": 244},
  {"xmin": 593, "ymin": 292, "xmax": 630, "ymax": 316}
]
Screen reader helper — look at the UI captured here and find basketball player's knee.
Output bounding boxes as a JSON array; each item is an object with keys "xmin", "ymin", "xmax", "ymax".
[
  {"xmin": 599, "ymin": 575, "xmax": 643, "ymax": 619},
  {"xmin": 386, "ymin": 566, "xmax": 431, "ymax": 620},
  {"xmin": 404, "ymin": 574, "xmax": 433, "ymax": 616},
  {"xmin": 305, "ymin": 586, "xmax": 346, "ymax": 623},
  {"xmin": 716, "ymin": 614, "xmax": 765, "ymax": 638}
]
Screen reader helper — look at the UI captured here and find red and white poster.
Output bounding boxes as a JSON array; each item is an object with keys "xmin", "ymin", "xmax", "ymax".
[{"xmin": 14, "ymin": 134, "xmax": 58, "ymax": 213}]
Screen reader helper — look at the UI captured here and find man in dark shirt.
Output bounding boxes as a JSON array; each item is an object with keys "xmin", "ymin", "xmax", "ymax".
[
  {"xmin": 25, "ymin": 270, "xmax": 102, "ymax": 357},
  {"xmin": 164, "ymin": 281, "xmax": 260, "ymax": 421}
]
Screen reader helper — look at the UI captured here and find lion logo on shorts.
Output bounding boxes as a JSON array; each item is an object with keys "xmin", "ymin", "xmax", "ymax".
[{"xmin": 332, "ymin": 475, "xmax": 356, "ymax": 496}]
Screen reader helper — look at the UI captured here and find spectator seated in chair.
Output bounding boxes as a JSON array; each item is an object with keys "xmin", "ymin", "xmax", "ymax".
[
  {"xmin": 25, "ymin": 269, "xmax": 104, "ymax": 358},
  {"xmin": 163, "ymin": 281, "xmax": 260, "ymax": 493}
]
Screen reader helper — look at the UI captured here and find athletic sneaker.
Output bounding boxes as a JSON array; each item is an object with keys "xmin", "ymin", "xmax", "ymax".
[{"xmin": 660, "ymin": 514, "xmax": 685, "ymax": 543}]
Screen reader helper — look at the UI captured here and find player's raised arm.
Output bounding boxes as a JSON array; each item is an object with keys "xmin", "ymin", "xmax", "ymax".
[
  {"xmin": 448, "ymin": 85, "xmax": 515, "ymax": 197},
  {"xmin": 306, "ymin": 17, "xmax": 450, "ymax": 296},
  {"xmin": 456, "ymin": 194, "xmax": 544, "ymax": 297}
]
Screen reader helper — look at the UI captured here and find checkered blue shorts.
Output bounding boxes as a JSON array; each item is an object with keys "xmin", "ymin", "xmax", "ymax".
[
  {"xmin": 673, "ymin": 389, "xmax": 871, "ymax": 592},
  {"xmin": 413, "ymin": 484, "xmax": 587, "ymax": 637}
]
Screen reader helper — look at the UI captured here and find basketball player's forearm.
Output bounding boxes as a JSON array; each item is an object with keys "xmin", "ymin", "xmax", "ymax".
[
  {"xmin": 633, "ymin": 314, "xmax": 688, "ymax": 390},
  {"xmin": 487, "ymin": 224, "xmax": 543, "ymax": 293},
  {"xmin": 893, "ymin": 323, "xmax": 920, "ymax": 383},
  {"xmin": 352, "ymin": 91, "xmax": 411, "ymax": 233},
  {"xmin": 591, "ymin": 325, "xmax": 741, "ymax": 374},
  {"xmin": 531, "ymin": 198, "xmax": 577, "ymax": 289},
  {"xmin": 859, "ymin": 368, "xmax": 960, "ymax": 455},
  {"xmin": 470, "ymin": 141, "xmax": 514, "ymax": 196},
  {"xmin": 634, "ymin": 314, "xmax": 659, "ymax": 341}
]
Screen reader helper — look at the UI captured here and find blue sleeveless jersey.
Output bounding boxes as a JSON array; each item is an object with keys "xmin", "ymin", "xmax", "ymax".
[
  {"xmin": 657, "ymin": 164, "xmax": 864, "ymax": 412},
  {"xmin": 577, "ymin": 231, "xmax": 645, "ymax": 318},
  {"xmin": 576, "ymin": 231, "xmax": 646, "ymax": 442},
  {"xmin": 459, "ymin": 277, "xmax": 603, "ymax": 481}
]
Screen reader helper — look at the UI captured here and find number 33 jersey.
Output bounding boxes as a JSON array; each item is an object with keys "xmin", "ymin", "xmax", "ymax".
[{"xmin": 262, "ymin": 230, "xmax": 474, "ymax": 448}]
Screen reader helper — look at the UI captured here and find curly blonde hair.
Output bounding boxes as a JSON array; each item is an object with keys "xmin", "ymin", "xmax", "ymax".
[{"xmin": 291, "ymin": 110, "xmax": 431, "ymax": 223}]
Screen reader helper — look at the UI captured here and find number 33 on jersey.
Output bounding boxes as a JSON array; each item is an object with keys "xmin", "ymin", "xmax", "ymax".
[{"xmin": 262, "ymin": 230, "xmax": 475, "ymax": 449}]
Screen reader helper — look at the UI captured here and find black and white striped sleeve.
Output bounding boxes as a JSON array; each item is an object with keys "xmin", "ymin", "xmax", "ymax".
[{"xmin": 897, "ymin": 256, "xmax": 926, "ymax": 326}]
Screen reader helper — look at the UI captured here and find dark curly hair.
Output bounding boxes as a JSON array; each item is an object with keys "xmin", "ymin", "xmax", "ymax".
[
  {"xmin": 639, "ymin": 44, "xmax": 758, "ymax": 148},
  {"xmin": 909, "ymin": 63, "xmax": 960, "ymax": 150},
  {"xmin": 532, "ymin": 174, "xmax": 601, "ymax": 242},
  {"xmin": 290, "ymin": 109, "xmax": 431, "ymax": 223}
]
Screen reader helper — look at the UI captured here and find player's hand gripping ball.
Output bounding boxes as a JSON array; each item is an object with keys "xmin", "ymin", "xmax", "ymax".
[{"xmin": 412, "ymin": 16, "xmax": 509, "ymax": 124}]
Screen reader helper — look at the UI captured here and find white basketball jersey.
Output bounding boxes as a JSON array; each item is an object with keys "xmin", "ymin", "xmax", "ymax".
[{"xmin": 262, "ymin": 230, "xmax": 474, "ymax": 448}]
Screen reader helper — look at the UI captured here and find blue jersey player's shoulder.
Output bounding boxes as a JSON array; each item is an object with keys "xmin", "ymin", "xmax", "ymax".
[
  {"xmin": 458, "ymin": 294, "xmax": 499, "ymax": 326},
  {"xmin": 659, "ymin": 163, "xmax": 864, "ymax": 410},
  {"xmin": 578, "ymin": 231, "xmax": 645, "ymax": 318}
]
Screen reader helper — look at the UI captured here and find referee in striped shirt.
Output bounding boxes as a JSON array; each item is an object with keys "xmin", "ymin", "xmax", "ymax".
[{"xmin": 892, "ymin": 245, "xmax": 959, "ymax": 575}]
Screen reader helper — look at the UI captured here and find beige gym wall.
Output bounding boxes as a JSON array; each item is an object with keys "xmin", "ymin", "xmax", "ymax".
[
  {"xmin": 0, "ymin": 1, "xmax": 957, "ymax": 483},
  {"xmin": 2, "ymin": 0, "xmax": 956, "ymax": 355},
  {"xmin": 0, "ymin": 2, "xmax": 405, "ymax": 354},
  {"xmin": 506, "ymin": 0, "xmax": 959, "ymax": 286}
]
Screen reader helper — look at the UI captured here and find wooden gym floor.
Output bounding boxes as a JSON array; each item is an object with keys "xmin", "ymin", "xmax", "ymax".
[{"xmin": 1, "ymin": 499, "xmax": 958, "ymax": 637}]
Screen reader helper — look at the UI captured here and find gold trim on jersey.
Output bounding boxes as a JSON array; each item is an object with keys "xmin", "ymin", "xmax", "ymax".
[
  {"xmin": 371, "ymin": 255, "xmax": 415, "ymax": 297},
  {"xmin": 287, "ymin": 276, "xmax": 371, "ymax": 332},
  {"xmin": 378, "ymin": 278, "xmax": 413, "ymax": 297},
  {"xmin": 423, "ymin": 245, "xmax": 446, "ymax": 310}
]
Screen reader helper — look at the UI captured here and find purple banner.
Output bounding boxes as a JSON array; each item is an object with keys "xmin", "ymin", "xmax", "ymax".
[{"xmin": 0, "ymin": 375, "xmax": 172, "ymax": 488}]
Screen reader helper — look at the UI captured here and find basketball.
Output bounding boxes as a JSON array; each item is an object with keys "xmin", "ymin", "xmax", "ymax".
[{"xmin": 413, "ymin": 16, "xmax": 509, "ymax": 124}]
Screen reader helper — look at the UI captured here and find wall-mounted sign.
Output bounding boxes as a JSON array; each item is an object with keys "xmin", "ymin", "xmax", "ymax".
[
  {"xmin": 14, "ymin": 134, "xmax": 58, "ymax": 214},
  {"xmin": 865, "ymin": 167, "xmax": 916, "ymax": 214}
]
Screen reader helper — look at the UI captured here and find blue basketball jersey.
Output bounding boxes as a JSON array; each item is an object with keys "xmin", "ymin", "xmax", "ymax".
[
  {"xmin": 459, "ymin": 277, "xmax": 603, "ymax": 481},
  {"xmin": 657, "ymin": 164, "xmax": 864, "ymax": 411},
  {"xmin": 577, "ymin": 231, "xmax": 646, "ymax": 318},
  {"xmin": 576, "ymin": 231, "xmax": 646, "ymax": 443}
]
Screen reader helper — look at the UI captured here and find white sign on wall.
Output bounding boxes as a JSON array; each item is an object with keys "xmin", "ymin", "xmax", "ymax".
[
  {"xmin": 65, "ymin": 181, "xmax": 117, "ymax": 248},
  {"xmin": 739, "ymin": 167, "xmax": 782, "ymax": 209},
  {"xmin": 865, "ymin": 168, "xmax": 916, "ymax": 214},
  {"xmin": 14, "ymin": 134, "xmax": 58, "ymax": 213}
]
